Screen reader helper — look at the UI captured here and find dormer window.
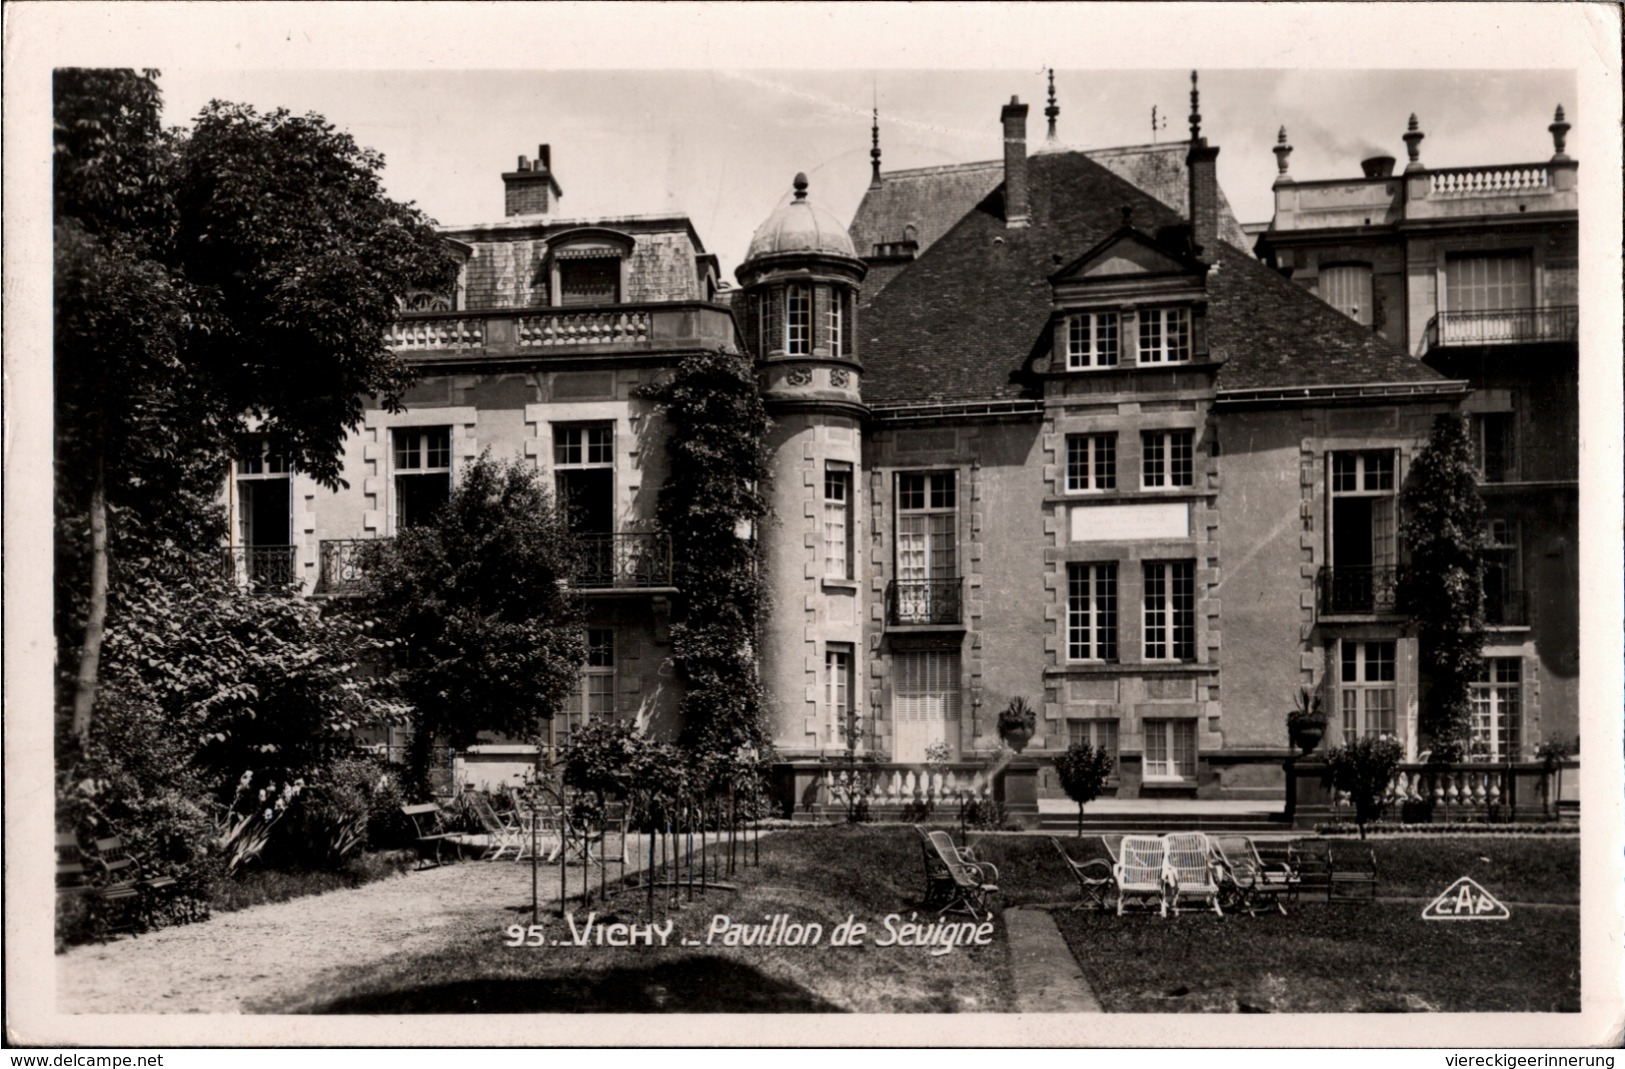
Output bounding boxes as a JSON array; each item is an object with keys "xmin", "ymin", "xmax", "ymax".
[
  {"xmin": 545, "ymin": 229, "xmax": 635, "ymax": 308},
  {"xmin": 1137, "ymin": 307, "xmax": 1191, "ymax": 363},
  {"xmin": 559, "ymin": 255, "xmax": 620, "ymax": 306},
  {"xmin": 1066, "ymin": 312, "xmax": 1120, "ymax": 369}
]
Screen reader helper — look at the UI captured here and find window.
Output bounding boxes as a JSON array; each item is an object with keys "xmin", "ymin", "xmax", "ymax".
[
  {"xmin": 785, "ymin": 284, "xmax": 811, "ymax": 356},
  {"xmin": 1137, "ymin": 307, "xmax": 1191, "ymax": 364},
  {"xmin": 1327, "ymin": 450, "xmax": 1398, "ymax": 613},
  {"xmin": 1483, "ymin": 518, "xmax": 1523, "ymax": 626},
  {"xmin": 1143, "ymin": 720, "xmax": 1196, "ymax": 780},
  {"xmin": 233, "ymin": 440, "xmax": 293, "ymax": 587},
  {"xmin": 1470, "ymin": 658, "xmax": 1522, "ymax": 761},
  {"xmin": 558, "ymin": 256, "xmax": 621, "ymax": 306},
  {"xmin": 826, "ymin": 289, "xmax": 846, "ymax": 360},
  {"xmin": 1067, "ymin": 719, "xmax": 1119, "ymax": 766},
  {"xmin": 1320, "ymin": 265, "xmax": 1374, "ymax": 326},
  {"xmin": 1141, "ymin": 430, "xmax": 1194, "ymax": 489},
  {"xmin": 894, "ymin": 472, "xmax": 957, "ymax": 622},
  {"xmin": 1066, "ymin": 312, "xmax": 1120, "ymax": 369},
  {"xmin": 1446, "ymin": 252, "xmax": 1532, "ymax": 314},
  {"xmin": 554, "ymin": 425, "xmax": 615, "ymax": 537},
  {"xmin": 1471, "ymin": 412, "xmax": 1517, "ymax": 483},
  {"xmin": 1142, "ymin": 561, "xmax": 1195, "ymax": 661},
  {"xmin": 393, "ymin": 427, "xmax": 451, "ymax": 530},
  {"xmin": 757, "ymin": 288, "xmax": 783, "ymax": 355},
  {"xmin": 1339, "ymin": 640, "xmax": 1397, "ymax": 744},
  {"xmin": 892, "ymin": 650, "xmax": 960, "ymax": 762},
  {"xmin": 826, "ymin": 645, "xmax": 854, "ymax": 745},
  {"xmin": 566, "ymin": 628, "xmax": 615, "ymax": 747},
  {"xmin": 1067, "ymin": 563, "xmax": 1118, "ymax": 661},
  {"xmin": 824, "ymin": 463, "xmax": 853, "ymax": 580},
  {"xmin": 1065, "ymin": 434, "xmax": 1116, "ymax": 492}
]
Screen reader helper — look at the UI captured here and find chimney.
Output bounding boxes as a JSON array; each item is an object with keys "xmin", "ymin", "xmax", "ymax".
[
  {"xmin": 502, "ymin": 143, "xmax": 563, "ymax": 217},
  {"xmin": 1001, "ymin": 96, "xmax": 1030, "ymax": 228},
  {"xmin": 1360, "ymin": 155, "xmax": 1396, "ymax": 178},
  {"xmin": 1185, "ymin": 72, "xmax": 1220, "ymax": 257}
]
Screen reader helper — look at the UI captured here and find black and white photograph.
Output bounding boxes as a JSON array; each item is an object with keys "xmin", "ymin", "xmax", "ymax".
[{"xmin": 6, "ymin": 1, "xmax": 1622, "ymax": 1052}]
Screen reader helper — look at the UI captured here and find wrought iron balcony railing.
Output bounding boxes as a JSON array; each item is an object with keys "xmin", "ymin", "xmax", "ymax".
[
  {"xmin": 317, "ymin": 539, "xmax": 383, "ymax": 596},
  {"xmin": 1318, "ymin": 565, "xmax": 1404, "ymax": 616},
  {"xmin": 1485, "ymin": 589, "xmax": 1528, "ymax": 627},
  {"xmin": 885, "ymin": 578, "xmax": 964, "ymax": 627},
  {"xmin": 573, "ymin": 532, "xmax": 674, "ymax": 590},
  {"xmin": 224, "ymin": 545, "xmax": 297, "ymax": 589},
  {"xmin": 1424, "ymin": 306, "xmax": 1577, "ymax": 351}
]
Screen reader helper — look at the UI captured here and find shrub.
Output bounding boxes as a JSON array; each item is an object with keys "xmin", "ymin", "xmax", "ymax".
[
  {"xmin": 1325, "ymin": 735, "xmax": 1405, "ymax": 839},
  {"xmin": 1053, "ymin": 741, "xmax": 1115, "ymax": 837}
]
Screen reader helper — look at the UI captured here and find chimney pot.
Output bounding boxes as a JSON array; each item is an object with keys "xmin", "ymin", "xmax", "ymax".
[
  {"xmin": 1360, "ymin": 155, "xmax": 1396, "ymax": 179},
  {"xmin": 538, "ymin": 144, "xmax": 552, "ymax": 171},
  {"xmin": 517, "ymin": 155, "xmax": 530, "ymax": 172}
]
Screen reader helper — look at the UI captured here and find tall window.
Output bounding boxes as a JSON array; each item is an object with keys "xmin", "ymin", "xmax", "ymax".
[
  {"xmin": 567, "ymin": 628, "xmax": 615, "ymax": 746},
  {"xmin": 785, "ymin": 284, "xmax": 811, "ymax": 355},
  {"xmin": 1141, "ymin": 430, "xmax": 1194, "ymax": 489},
  {"xmin": 558, "ymin": 255, "xmax": 621, "ymax": 306},
  {"xmin": 1068, "ymin": 719, "xmax": 1119, "ymax": 767},
  {"xmin": 1483, "ymin": 518, "xmax": 1522, "ymax": 626},
  {"xmin": 826, "ymin": 289, "xmax": 847, "ymax": 360},
  {"xmin": 1067, "ymin": 563, "xmax": 1118, "ymax": 661},
  {"xmin": 1339, "ymin": 640, "xmax": 1396, "ymax": 744},
  {"xmin": 823, "ymin": 463, "xmax": 853, "ymax": 580},
  {"xmin": 894, "ymin": 472, "xmax": 957, "ymax": 622},
  {"xmin": 826, "ymin": 644, "xmax": 854, "ymax": 745},
  {"xmin": 1143, "ymin": 561, "xmax": 1195, "ymax": 661},
  {"xmin": 1446, "ymin": 252, "xmax": 1532, "ymax": 313},
  {"xmin": 554, "ymin": 425, "xmax": 615, "ymax": 535},
  {"xmin": 1137, "ymin": 307, "xmax": 1191, "ymax": 363},
  {"xmin": 1065, "ymin": 433, "xmax": 1116, "ymax": 492},
  {"xmin": 757, "ymin": 288, "xmax": 782, "ymax": 355},
  {"xmin": 236, "ymin": 440, "xmax": 292, "ymax": 547},
  {"xmin": 1470, "ymin": 658, "xmax": 1522, "ymax": 761},
  {"xmin": 1066, "ymin": 312, "xmax": 1120, "ymax": 369},
  {"xmin": 1143, "ymin": 720, "xmax": 1196, "ymax": 780},
  {"xmin": 1327, "ymin": 450, "xmax": 1398, "ymax": 613},
  {"xmin": 1471, "ymin": 411, "xmax": 1517, "ymax": 483},
  {"xmin": 394, "ymin": 427, "xmax": 451, "ymax": 530},
  {"xmin": 892, "ymin": 650, "xmax": 960, "ymax": 762},
  {"xmin": 1320, "ymin": 264, "xmax": 1374, "ymax": 326}
]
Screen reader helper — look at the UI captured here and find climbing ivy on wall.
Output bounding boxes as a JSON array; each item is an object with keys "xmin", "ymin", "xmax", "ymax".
[{"xmin": 643, "ymin": 349, "xmax": 773, "ymax": 760}]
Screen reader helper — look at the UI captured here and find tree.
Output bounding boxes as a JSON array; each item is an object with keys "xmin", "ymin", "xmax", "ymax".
[
  {"xmin": 1325, "ymin": 736, "xmax": 1404, "ymax": 839},
  {"xmin": 643, "ymin": 350, "xmax": 773, "ymax": 757},
  {"xmin": 364, "ymin": 455, "xmax": 587, "ymax": 791},
  {"xmin": 1053, "ymin": 742, "xmax": 1114, "ymax": 838},
  {"xmin": 1399, "ymin": 414, "xmax": 1487, "ymax": 762},
  {"xmin": 54, "ymin": 69, "xmax": 455, "ymax": 752}
]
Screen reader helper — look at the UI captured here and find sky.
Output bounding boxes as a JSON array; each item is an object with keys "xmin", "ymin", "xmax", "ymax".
[{"xmin": 156, "ymin": 67, "xmax": 1576, "ymax": 281}]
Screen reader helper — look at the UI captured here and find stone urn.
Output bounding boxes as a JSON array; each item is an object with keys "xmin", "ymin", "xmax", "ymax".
[
  {"xmin": 998, "ymin": 696, "xmax": 1037, "ymax": 755},
  {"xmin": 1288, "ymin": 717, "xmax": 1326, "ymax": 756}
]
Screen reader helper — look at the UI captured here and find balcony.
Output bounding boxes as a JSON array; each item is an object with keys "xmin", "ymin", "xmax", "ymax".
[
  {"xmin": 1485, "ymin": 589, "xmax": 1528, "ymax": 627},
  {"xmin": 1318, "ymin": 565, "xmax": 1404, "ymax": 617},
  {"xmin": 384, "ymin": 301, "xmax": 739, "ymax": 361},
  {"xmin": 1423, "ymin": 306, "xmax": 1577, "ymax": 351},
  {"xmin": 224, "ymin": 545, "xmax": 297, "ymax": 589},
  {"xmin": 316, "ymin": 532, "xmax": 673, "ymax": 596},
  {"xmin": 885, "ymin": 578, "xmax": 964, "ymax": 627}
]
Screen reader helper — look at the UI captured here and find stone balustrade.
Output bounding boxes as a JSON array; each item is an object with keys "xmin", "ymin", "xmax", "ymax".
[
  {"xmin": 386, "ymin": 316, "xmax": 485, "ymax": 350},
  {"xmin": 1428, "ymin": 164, "xmax": 1549, "ymax": 197},
  {"xmin": 1294, "ymin": 757, "xmax": 1580, "ymax": 826},
  {"xmin": 383, "ymin": 302, "xmax": 736, "ymax": 358},
  {"xmin": 822, "ymin": 763, "xmax": 997, "ymax": 811},
  {"xmin": 516, "ymin": 309, "xmax": 650, "ymax": 348}
]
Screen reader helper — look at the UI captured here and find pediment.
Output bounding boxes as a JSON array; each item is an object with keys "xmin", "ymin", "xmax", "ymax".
[{"xmin": 1052, "ymin": 227, "xmax": 1204, "ymax": 284}]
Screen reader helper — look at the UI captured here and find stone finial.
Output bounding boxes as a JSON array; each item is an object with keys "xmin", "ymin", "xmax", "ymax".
[
  {"xmin": 870, "ymin": 107, "xmax": 883, "ymax": 188},
  {"xmin": 1044, "ymin": 68, "xmax": 1059, "ymax": 142},
  {"xmin": 1402, "ymin": 113, "xmax": 1425, "ymax": 172},
  {"xmin": 793, "ymin": 172, "xmax": 809, "ymax": 201},
  {"xmin": 1273, "ymin": 125, "xmax": 1293, "ymax": 176},
  {"xmin": 1549, "ymin": 104, "xmax": 1571, "ymax": 158},
  {"xmin": 1188, "ymin": 70, "xmax": 1202, "ymax": 142}
]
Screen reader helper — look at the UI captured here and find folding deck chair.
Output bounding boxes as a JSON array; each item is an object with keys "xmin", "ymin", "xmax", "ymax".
[
  {"xmin": 1163, "ymin": 832, "xmax": 1224, "ymax": 916},
  {"xmin": 1113, "ymin": 834, "xmax": 1170, "ymax": 916},
  {"xmin": 1049, "ymin": 836, "xmax": 1114, "ymax": 911},
  {"xmin": 468, "ymin": 792, "xmax": 525, "ymax": 861}
]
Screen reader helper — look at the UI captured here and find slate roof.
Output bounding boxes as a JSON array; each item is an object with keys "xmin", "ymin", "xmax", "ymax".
[
  {"xmin": 849, "ymin": 142, "xmax": 1251, "ymax": 304},
  {"xmin": 859, "ymin": 149, "xmax": 1446, "ymax": 405}
]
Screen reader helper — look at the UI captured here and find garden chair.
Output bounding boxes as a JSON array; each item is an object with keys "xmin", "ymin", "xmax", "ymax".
[
  {"xmin": 925, "ymin": 829, "xmax": 998, "ymax": 921},
  {"xmin": 401, "ymin": 802, "xmax": 465, "ymax": 869},
  {"xmin": 1163, "ymin": 832, "xmax": 1224, "ymax": 916},
  {"xmin": 504, "ymin": 787, "xmax": 564, "ymax": 862},
  {"xmin": 467, "ymin": 792, "xmax": 525, "ymax": 861},
  {"xmin": 1327, "ymin": 844, "xmax": 1379, "ymax": 902},
  {"xmin": 1049, "ymin": 836, "xmax": 1114, "ymax": 912},
  {"xmin": 928, "ymin": 829, "xmax": 998, "ymax": 883},
  {"xmin": 915, "ymin": 826, "xmax": 956, "ymax": 909},
  {"xmin": 1113, "ymin": 834, "xmax": 1170, "ymax": 916},
  {"xmin": 85, "ymin": 833, "xmax": 180, "ymax": 930},
  {"xmin": 57, "ymin": 833, "xmax": 94, "ymax": 899},
  {"xmin": 1210, "ymin": 835, "xmax": 1294, "ymax": 915},
  {"xmin": 559, "ymin": 801, "xmax": 606, "ymax": 865}
]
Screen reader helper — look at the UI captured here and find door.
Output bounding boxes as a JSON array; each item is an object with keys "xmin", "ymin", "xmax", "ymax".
[{"xmin": 892, "ymin": 651, "xmax": 960, "ymax": 762}]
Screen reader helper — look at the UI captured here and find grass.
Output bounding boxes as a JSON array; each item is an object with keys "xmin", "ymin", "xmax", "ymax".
[
  {"xmin": 214, "ymin": 849, "xmax": 417, "ymax": 914},
  {"xmin": 258, "ymin": 826, "xmax": 1014, "ymax": 1014}
]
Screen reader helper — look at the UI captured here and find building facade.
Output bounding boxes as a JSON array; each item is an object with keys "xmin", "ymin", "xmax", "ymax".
[{"xmin": 1255, "ymin": 107, "xmax": 1580, "ymax": 762}]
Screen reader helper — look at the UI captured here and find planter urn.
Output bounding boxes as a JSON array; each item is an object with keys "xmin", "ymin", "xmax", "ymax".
[
  {"xmin": 1289, "ymin": 718, "xmax": 1326, "ymax": 756},
  {"xmin": 1003, "ymin": 728, "xmax": 1032, "ymax": 754}
]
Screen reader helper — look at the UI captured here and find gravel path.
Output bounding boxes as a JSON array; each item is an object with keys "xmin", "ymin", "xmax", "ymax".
[{"xmin": 58, "ymin": 838, "xmax": 708, "ymax": 1014}]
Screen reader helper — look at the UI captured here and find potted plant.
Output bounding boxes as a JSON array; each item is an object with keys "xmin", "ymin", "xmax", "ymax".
[
  {"xmin": 1287, "ymin": 685, "xmax": 1327, "ymax": 756},
  {"xmin": 998, "ymin": 697, "xmax": 1037, "ymax": 754}
]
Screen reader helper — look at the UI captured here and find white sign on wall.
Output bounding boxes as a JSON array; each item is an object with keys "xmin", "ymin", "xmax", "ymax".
[{"xmin": 1070, "ymin": 501, "xmax": 1190, "ymax": 542}]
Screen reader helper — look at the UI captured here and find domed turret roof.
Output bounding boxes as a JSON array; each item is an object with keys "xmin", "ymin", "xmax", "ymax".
[{"xmin": 745, "ymin": 173, "xmax": 856, "ymax": 262}]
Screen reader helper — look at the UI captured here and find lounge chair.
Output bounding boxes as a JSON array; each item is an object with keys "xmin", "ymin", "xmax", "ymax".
[
  {"xmin": 468, "ymin": 792, "xmax": 525, "ymax": 861},
  {"xmin": 1113, "ymin": 834, "xmax": 1170, "ymax": 916},
  {"xmin": 1163, "ymin": 832, "xmax": 1224, "ymax": 916},
  {"xmin": 924, "ymin": 829, "xmax": 998, "ymax": 920},
  {"xmin": 1049, "ymin": 836, "xmax": 1114, "ymax": 911},
  {"xmin": 1210, "ymin": 834, "xmax": 1295, "ymax": 915}
]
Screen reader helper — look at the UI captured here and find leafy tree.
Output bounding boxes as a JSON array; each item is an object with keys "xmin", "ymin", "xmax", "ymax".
[
  {"xmin": 1399, "ymin": 414, "xmax": 1487, "ymax": 762},
  {"xmin": 364, "ymin": 455, "xmax": 586, "ymax": 791},
  {"xmin": 1053, "ymin": 742, "xmax": 1114, "ymax": 837},
  {"xmin": 54, "ymin": 69, "xmax": 454, "ymax": 752},
  {"xmin": 1325, "ymin": 736, "xmax": 1404, "ymax": 839},
  {"xmin": 643, "ymin": 350, "xmax": 773, "ymax": 757}
]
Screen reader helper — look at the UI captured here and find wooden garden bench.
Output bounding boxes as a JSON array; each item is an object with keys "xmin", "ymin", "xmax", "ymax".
[
  {"xmin": 61, "ymin": 832, "xmax": 179, "ymax": 933},
  {"xmin": 401, "ymin": 802, "xmax": 465, "ymax": 869}
]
